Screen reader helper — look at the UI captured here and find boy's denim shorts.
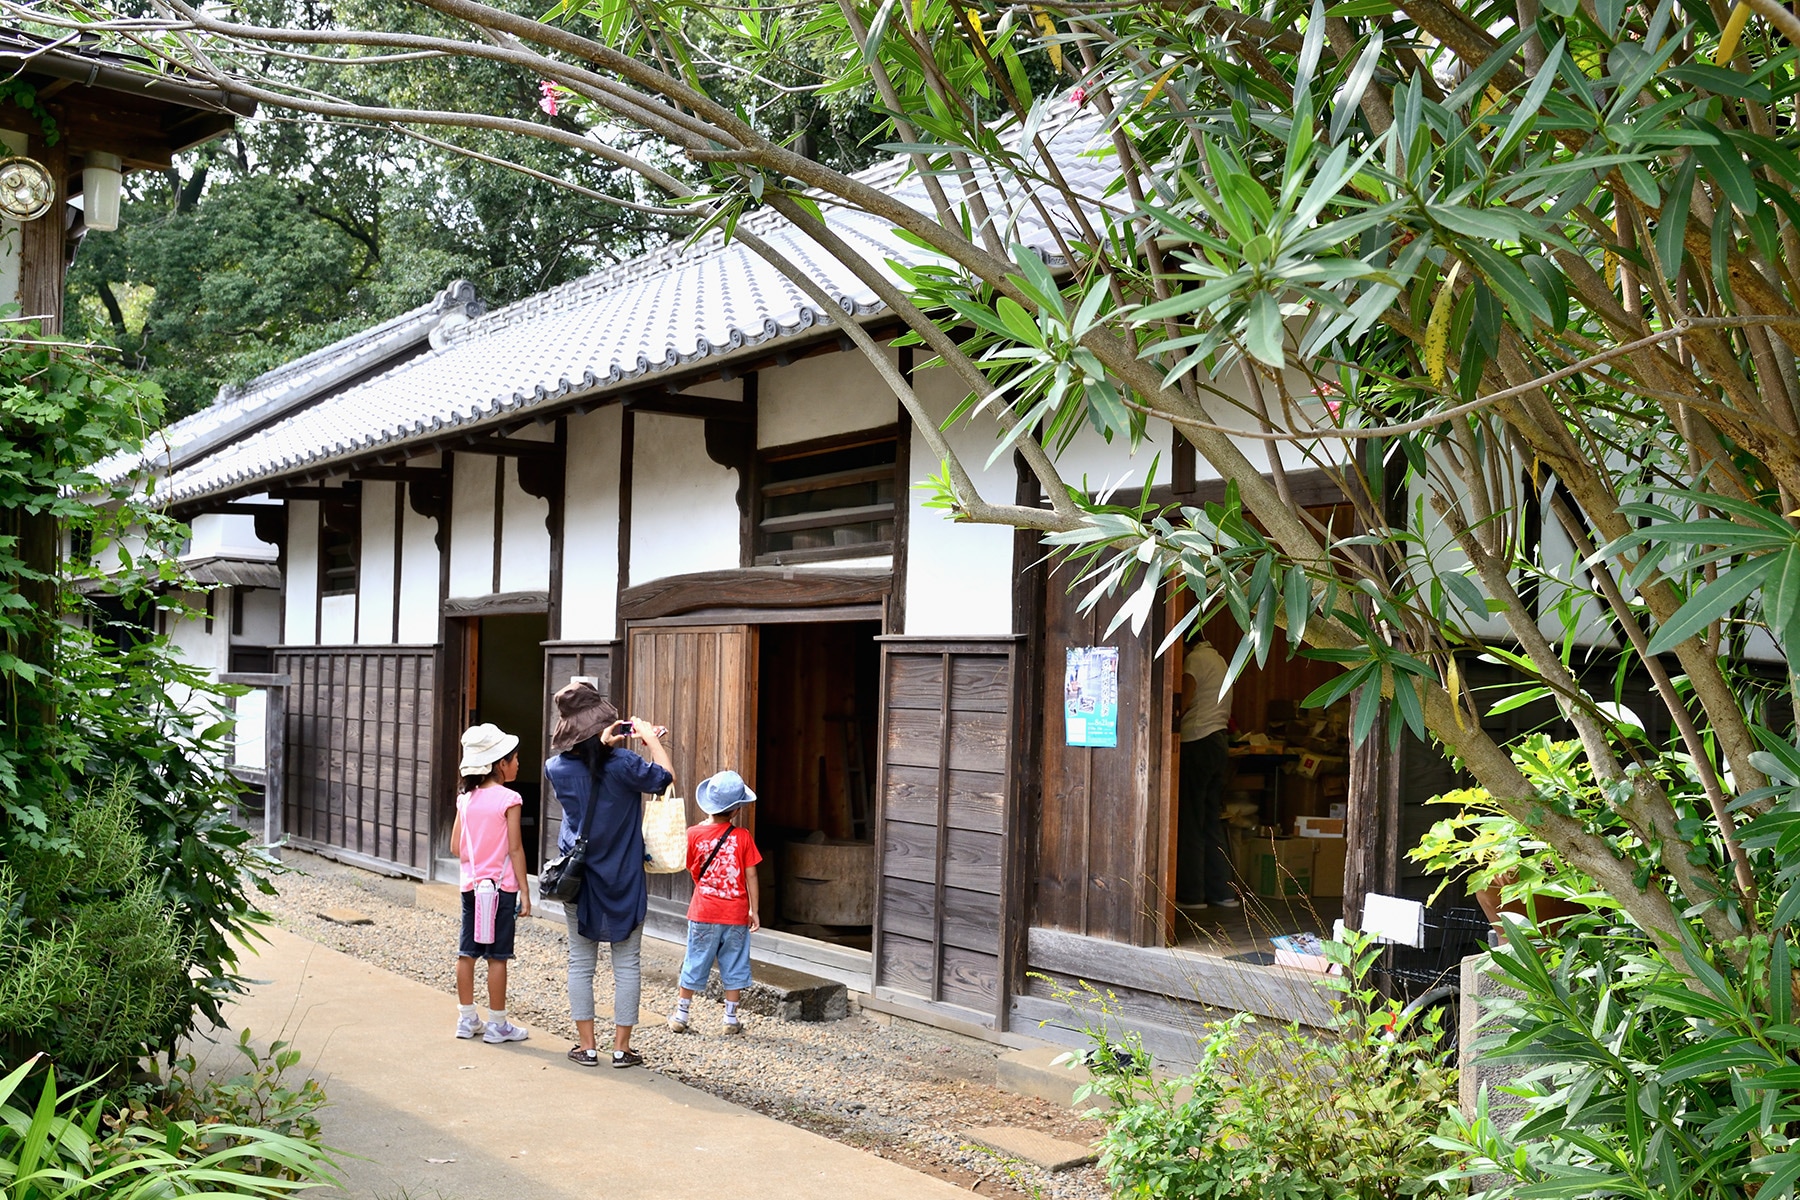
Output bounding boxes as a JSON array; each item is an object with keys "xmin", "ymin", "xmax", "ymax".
[
  {"xmin": 680, "ymin": 920, "xmax": 752, "ymax": 991},
  {"xmin": 457, "ymin": 888, "xmax": 518, "ymax": 960}
]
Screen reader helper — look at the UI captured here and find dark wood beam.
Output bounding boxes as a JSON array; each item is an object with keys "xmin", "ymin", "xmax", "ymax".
[
  {"xmin": 268, "ymin": 485, "xmax": 361, "ymax": 502},
  {"xmin": 350, "ymin": 465, "xmax": 449, "ymax": 483},
  {"xmin": 624, "ymin": 389, "xmax": 754, "ymax": 423},
  {"xmin": 450, "ymin": 436, "xmax": 557, "ymax": 458}
]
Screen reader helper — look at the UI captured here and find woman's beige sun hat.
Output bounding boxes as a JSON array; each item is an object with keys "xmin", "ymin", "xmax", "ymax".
[{"xmin": 459, "ymin": 723, "xmax": 520, "ymax": 775}]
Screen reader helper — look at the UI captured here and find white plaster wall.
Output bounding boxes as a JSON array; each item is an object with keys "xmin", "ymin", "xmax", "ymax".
[
  {"xmin": 630, "ymin": 411, "xmax": 740, "ymax": 586},
  {"xmin": 398, "ymin": 489, "xmax": 442, "ymax": 644},
  {"xmin": 448, "ymin": 453, "xmax": 497, "ymax": 598},
  {"xmin": 358, "ymin": 481, "xmax": 398, "ymax": 644},
  {"xmin": 500, "ymin": 459, "xmax": 552, "ymax": 593},
  {"xmin": 285, "ymin": 501, "xmax": 319, "ymax": 645},
  {"xmin": 561, "ymin": 406, "xmax": 621, "ymax": 640},
  {"xmin": 904, "ymin": 365, "xmax": 1016, "ymax": 636},
  {"xmin": 188, "ymin": 509, "xmax": 278, "ymax": 560},
  {"xmin": 1051, "ymin": 422, "xmax": 1177, "ymax": 496},
  {"xmin": 234, "ymin": 587, "xmax": 282, "ymax": 646},
  {"xmin": 759, "ymin": 347, "xmax": 899, "ymax": 449},
  {"xmin": 319, "ymin": 595, "xmax": 355, "ymax": 644},
  {"xmin": 166, "ymin": 591, "xmax": 229, "ymax": 676}
]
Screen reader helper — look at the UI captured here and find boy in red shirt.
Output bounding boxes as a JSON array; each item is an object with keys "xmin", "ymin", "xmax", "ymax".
[{"xmin": 669, "ymin": 769, "xmax": 761, "ymax": 1035}]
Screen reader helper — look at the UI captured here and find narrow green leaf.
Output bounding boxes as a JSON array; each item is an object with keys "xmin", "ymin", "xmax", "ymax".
[{"xmin": 1646, "ymin": 555, "xmax": 1777, "ymax": 655}]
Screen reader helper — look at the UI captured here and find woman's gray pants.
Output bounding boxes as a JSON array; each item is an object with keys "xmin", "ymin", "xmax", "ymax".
[{"xmin": 565, "ymin": 910, "xmax": 643, "ymax": 1028}]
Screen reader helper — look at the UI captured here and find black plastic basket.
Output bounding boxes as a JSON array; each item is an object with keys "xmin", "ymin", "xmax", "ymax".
[{"xmin": 1382, "ymin": 906, "xmax": 1491, "ymax": 997}]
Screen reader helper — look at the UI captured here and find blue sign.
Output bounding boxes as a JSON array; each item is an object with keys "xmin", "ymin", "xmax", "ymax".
[{"xmin": 1063, "ymin": 646, "xmax": 1119, "ymax": 748}]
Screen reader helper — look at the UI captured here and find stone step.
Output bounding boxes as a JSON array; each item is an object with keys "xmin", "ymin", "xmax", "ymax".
[
  {"xmin": 702, "ymin": 959, "xmax": 849, "ymax": 1022},
  {"xmin": 995, "ymin": 1045, "xmax": 1099, "ymax": 1109}
]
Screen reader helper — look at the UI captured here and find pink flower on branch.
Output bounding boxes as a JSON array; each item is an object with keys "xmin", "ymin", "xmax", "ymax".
[{"xmin": 539, "ymin": 80, "xmax": 562, "ymax": 116}]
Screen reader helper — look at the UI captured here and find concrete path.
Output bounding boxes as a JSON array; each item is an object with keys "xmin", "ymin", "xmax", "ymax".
[{"xmin": 204, "ymin": 926, "xmax": 969, "ymax": 1200}]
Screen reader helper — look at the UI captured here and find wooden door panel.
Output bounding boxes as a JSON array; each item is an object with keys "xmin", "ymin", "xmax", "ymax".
[
  {"xmin": 1035, "ymin": 573, "xmax": 1161, "ymax": 944},
  {"xmin": 626, "ymin": 623, "xmax": 757, "ymax": 902}
]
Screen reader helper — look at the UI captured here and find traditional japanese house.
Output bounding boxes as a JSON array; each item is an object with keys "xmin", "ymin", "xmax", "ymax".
[{"xmin": 134, "ymin": 112, "xmax": 1714, "ymax": 1062}]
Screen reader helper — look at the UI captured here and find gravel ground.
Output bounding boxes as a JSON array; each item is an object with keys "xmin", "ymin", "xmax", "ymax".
[{"xmin": 262, "ymin": 852, "xmax": 1110, "ymax": 1199}]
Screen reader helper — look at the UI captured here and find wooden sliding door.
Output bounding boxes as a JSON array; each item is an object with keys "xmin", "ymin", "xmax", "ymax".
[{"xmin": 625, "ymin": 623, "xmax": 758, "ymax": 902}]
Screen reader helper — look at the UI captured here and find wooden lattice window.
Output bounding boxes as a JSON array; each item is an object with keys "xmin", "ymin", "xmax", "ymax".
[
  {"xmin": 318, "ymin": 501, "xmax": 359, "ymax": 597},
  {"xmin": 755, "ymin": 434, "xmax": 897, "ymax": 565}
]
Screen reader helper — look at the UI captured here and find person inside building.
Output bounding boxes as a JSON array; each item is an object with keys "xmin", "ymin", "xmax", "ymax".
[{"xmin": 1178, "ymin": 638, "xmax": 1239, "ymax": 910}]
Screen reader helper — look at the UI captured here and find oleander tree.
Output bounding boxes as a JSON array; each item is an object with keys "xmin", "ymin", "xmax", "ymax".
[{"xmin": 30, "ymin": 0, "xmax": 1800, "ymax": 1176}]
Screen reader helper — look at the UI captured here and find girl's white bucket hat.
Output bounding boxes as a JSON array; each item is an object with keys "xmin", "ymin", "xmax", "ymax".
[{"xmin": 459, "ymin": 723, "xmax": 520, "ymax": 775}]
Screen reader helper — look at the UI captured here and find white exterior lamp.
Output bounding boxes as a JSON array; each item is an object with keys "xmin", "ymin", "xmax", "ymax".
[{"xmin": 81, "ymin": 152, "xmax": 123, "ymax": 232}]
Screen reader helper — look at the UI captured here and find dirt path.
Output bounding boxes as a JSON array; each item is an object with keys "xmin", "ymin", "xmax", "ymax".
[{"xmin": 262, "ymin": 852, "xmax": 1108, "ymax": 1198}]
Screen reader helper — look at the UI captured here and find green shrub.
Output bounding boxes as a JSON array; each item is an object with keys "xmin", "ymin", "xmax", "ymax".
[
  {"xmin": 1066, "ymin": 934, "xmax": 1462, "ymax": 1200},
  {"xmin": 0, "ymin": 332, "xmax": 273, "ymax": 1083},
  {"xmin": 0, "ymin": 781, "xmax": 195, "ymax": 1077},
  {"xmin": 0, "ymin": 1054, "xmax": 335, "ymax": 1199}
]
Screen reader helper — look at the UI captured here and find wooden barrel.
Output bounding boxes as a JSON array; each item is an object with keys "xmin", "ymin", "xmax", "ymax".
[{"xmin": 781, "ymin": 839, "xmax": 875, "ymax": 925}]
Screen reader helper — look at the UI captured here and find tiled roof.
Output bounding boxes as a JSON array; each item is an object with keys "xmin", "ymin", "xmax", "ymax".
[
  {"xmin": 99, "ymin": 281, "xmax": 484, "ymax": 487},
  {"xmin": 154, "ymin": 106, "xmax": 1118, "ymax": 505}
]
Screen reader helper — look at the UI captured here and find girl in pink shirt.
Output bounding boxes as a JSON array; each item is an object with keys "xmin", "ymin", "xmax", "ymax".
[{"xmin": 451, "ymin": 723, "xmax": 533, "ymax": 1043}]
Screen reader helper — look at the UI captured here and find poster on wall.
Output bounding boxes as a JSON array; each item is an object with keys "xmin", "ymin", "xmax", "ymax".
[{"xmin": 1064, "ymin": 646, "xmax": 1120, "ymax": 747}]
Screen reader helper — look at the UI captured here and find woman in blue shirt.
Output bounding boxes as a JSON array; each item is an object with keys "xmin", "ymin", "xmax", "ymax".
[{"xmin": 545, "ymin": 681, "xmax": 674, "ymax": 1069}]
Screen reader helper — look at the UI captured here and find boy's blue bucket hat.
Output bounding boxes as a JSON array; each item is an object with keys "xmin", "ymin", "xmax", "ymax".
[{"xmin": 696, "ymin": 770, "xmax": 757, "ymax": 815}]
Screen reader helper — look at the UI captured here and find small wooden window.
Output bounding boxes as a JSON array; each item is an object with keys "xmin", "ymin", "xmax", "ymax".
[
  {"xmin": 755, "ymin": 434, "xmax": 898, "ymax": 565},
  {"xmin": 319, "ymin": 501, "xmax": 359, "ymax": 597}
]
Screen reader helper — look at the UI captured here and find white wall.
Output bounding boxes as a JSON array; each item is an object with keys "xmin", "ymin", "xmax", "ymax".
[
  {"xmin": 234, "ymin": 587, "xmax": 282, "ymax": 646},
  {"xmin": 188, "ymin": 509, "xmax": 279, "ymax": 561},
  {"xmin": 285, "ymin": 500, "xmax": 319, "ymax": 645},
  {"xmin": 398, "ymin": 481, "xmax": 442, "ymax": 644},
  {"xmin": 500, "ymin": 459, "xmax": 552, "ymax": 593},
  {"xmin": 561, "ymin": 406, "xmax": 622, "ymax": 640},
  {"xmin": 448, "ymin": 453, "xmax": 497, "ymax": 598},
  {"xmin": 630, "ymin": 411, "xmax": 740, "ymax": 586},
  {"xmin": 903, "ymin": 365, "xmax": 1017, "ymax": 637},
  {"xmin": 319, "ymin": 594, "xmax": 355, "ymax": 644},
  {"xmin": 759, "ymin": 346, "xmax": 899, "ymax": 448},
  {"xmin": 358, "ymin": 480, "xmax": 398, "ymax": 644},
  {"xmin": 166, "ymin": 590, "xmax": 229, "ymax": 676}
]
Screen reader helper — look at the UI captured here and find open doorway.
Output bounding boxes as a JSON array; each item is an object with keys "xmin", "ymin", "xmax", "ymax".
[
  {"xmin": 1169, "ymin": 507, "xmax": 1353, "ymax": 956},
  {"xmin": 753, "ymin": 620, "xmax": 881, "ymax": 949},
  {"xmin": 462, "ymin": 612, "xmax": 548, "ymax": 872}
]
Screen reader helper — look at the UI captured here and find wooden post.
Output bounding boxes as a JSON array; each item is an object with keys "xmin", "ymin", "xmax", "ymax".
[{"xmin": 265, "ymin": 678, "xmax": 286, "ymax": 854}]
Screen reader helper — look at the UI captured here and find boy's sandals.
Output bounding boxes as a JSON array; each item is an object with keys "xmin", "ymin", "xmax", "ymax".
[
  {"xmin": 611, "ymin": 1048, "xmax": 644, "ymax": 1069},
  {"xmin": 567, "ymin": 1045, "xmax": 599, "ymax": 1067},
  {"xmin": 667, "ymin": 1015, "xmax": 690, "ymax": 1033},
  {"xmin": 723, "ymin": 1019, "xmax": 744, "ymax": 1036}
]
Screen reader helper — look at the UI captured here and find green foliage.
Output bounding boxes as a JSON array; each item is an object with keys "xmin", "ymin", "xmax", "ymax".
[
  {"xmin": 112, "ymin": 1030, "xmax": 329, "ymax": 1181},
  {"xmin": 0, "ymin": 78, "xmax": 58, "ymax": 145},
  {"xmin": 1409, "ymin": 738, "xmax": 1611, "ymax": 905},
  {"xmin": 1435, "ymin": 915, "xmax": 1800, "ymax": 1200},
  {"xmin": 1063, "ymin": 934, "xmax": 1462, "ymax": 1200},
  {"xmin": 0, "ymin": 1055, "xmax": 334, "ymax": 1199},
  {"xmin": 0, "ymin": 782, "xmax": 193, "ymax": 1078},
  {"xmin": 0, "ymin": 332, "xmax": 270, "ymax": 1082}
]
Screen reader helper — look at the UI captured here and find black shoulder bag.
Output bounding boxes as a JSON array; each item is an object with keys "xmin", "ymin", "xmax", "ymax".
[{"xmin": 539, "ymin": 772, "xmax": 590, "ymax": 903}]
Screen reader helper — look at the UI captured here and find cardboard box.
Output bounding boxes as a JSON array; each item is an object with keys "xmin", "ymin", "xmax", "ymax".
[
  {"xmin": 1251, "ymin": 838, "xmax": 1313, "ymax": 898},
  {"xmin": 1294, "ymin": 816, "xmax": 1345, "ymax": 838},
  {"xmin": 1311, "ymin": 836, "xmax": 1347, "ymax": 898}
]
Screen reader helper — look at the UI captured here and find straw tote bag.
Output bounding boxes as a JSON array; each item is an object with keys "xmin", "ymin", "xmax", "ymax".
[{"xmin": 642, "ymin": 787, "xmax": 689, "ymax": 874}]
